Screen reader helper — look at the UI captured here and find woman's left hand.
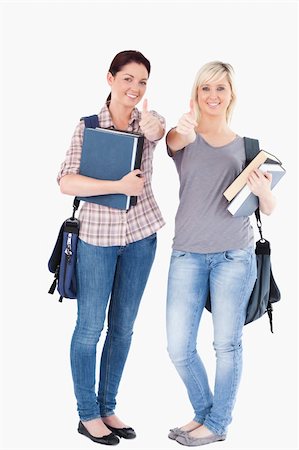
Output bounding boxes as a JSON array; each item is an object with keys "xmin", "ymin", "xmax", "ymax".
[
  {"xmin": 247, "ymin": 168, "xmax": 272, "ymax": 196},
  {"xmin": 247, "ymin": 168, "xmax": 276, "ymax": 215},
  {"xmin": 139, "ymin": 99, "xmax": 164, "ymax": 141}
]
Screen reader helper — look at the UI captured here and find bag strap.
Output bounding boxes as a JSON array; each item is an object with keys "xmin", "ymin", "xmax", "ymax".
[
  {"xmin": 81, "ymin": 114, "xmax": 100, "ymax": 129},
  {"xmin": 72, "ymin": 197, "xmax": 80, "ymax": 218},
  {"xmin": 243, "ymin": 137, "xmax": 260, "ymax": 164},
  {"xmin": 244, "ymin": 137, "xmax": 275, "ymax": 332},
  {"xmin": 243, "ymin": 137, "xmax": 263, "ymax": 237},
  {"xmin": 254, "ymin": 208, "xmax": 264, "ymax": 241},
  {"xmin": 72, "ymin": 115, "xmax": 100, "ymax": 214}
]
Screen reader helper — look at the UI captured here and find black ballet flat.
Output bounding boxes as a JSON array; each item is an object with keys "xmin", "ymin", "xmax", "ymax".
[
  {"xmin": 106, "ymin": 424, "xmax": 136, "ymax": 439},
  {"xmin": 78, "ymin": 421, "xmax": 120, "ymax": 445}
]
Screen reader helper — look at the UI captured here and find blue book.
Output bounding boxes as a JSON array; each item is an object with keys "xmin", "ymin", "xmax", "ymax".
[
  {"xmin": 227, "ymin": 163, "xmax": 286, "ymax": 217},
  {"xmin": 77, "ymin": 127, "xmax": 144, "ymax": 210}
]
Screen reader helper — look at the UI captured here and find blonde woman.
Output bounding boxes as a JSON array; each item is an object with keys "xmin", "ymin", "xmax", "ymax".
[{"xmin": 166, "ymin": 61, "xmax": 276, "ymax": 446}]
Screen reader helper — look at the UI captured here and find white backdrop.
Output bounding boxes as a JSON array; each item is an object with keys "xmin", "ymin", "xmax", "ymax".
[{"xmin": 1, "ymin": 1, "xmax": 298, "ymax": 450}]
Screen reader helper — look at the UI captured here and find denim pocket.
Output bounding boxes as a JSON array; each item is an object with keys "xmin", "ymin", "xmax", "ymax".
[
  {"xmin": 171, "ymin": 249, "xmax": 187, "ymax": 258},
  {"xmin": 135, "ymin": 233, "xmax": 157, "ymax": 250},
  {"xmin": 146, "ymin": 232, "xmax": 157, "ymax": 240},
  {"xmin": 141, "ymin": 232, "xmax": 157, "ymax": 242},
  {"xmin": 224, "ymin": 247, "xmax": 253, "ymax": 262}
]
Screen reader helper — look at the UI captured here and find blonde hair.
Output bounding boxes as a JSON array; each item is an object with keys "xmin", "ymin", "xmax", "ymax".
[{"xmin": 191, "ymin": 61, "xmax": 236, "ymax": 123}]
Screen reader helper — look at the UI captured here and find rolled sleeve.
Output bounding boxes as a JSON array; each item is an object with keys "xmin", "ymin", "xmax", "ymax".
[
  {"xmin": 166, "ymin": 127, "xmax": 186, "ymax": 157},
  {"xmin": 57, "ymin": 120, "xmax": 84, "ymax": 184}
]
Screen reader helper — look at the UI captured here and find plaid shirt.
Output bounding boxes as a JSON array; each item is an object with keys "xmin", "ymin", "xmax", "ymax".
[{"xmin": 57, "ymin": 104, "xmax": 166, "ymax": 246}]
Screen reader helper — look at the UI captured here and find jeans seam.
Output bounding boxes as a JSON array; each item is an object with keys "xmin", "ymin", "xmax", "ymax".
[
  {"xmin": 101, "ymin": 325, "xmax": 114, "ymax": 416},
  {"xmin": 185, "ymin": 294, "xmax": 212, "ymax": 415},
  {"xmin": 101, "ymin": 273, "xmax": 118, "ymax": 416},
  {"xmin": 217, "ymin": 253, "xmax": 254, "ymax": 432}
]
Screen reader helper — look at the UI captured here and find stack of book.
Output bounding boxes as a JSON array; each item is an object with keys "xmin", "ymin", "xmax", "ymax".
[{"xmin": 223, "ymin": 150, "xmax": 285, "ymax": 217}]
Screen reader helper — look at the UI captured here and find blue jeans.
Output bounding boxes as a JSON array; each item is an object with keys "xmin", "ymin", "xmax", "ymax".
[
  {"xmin": 71, "ymin": 233, "xmax": 157, "ymax": 421},
  {"xmin": 166, "ymin": 248, "xmax": 257, "ymax": 436}
]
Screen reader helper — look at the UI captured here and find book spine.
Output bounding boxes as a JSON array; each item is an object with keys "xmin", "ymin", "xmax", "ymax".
[
  {"xmin": 134, "ymin": 135, "xmax": 144, "ymax": 170},
  {"xmin": 129, "ymin": 135, "xmax": 144, "ymax": 208},
  {"xmin": 125, "ymin": 139, "xmax": 138, "ymax": 210},
  {"xmin": 223, "ymin": 151, "xmax": 268, "ymax": 201}
]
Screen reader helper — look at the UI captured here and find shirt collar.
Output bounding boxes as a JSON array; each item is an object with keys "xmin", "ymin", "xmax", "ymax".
[{"xmin": 100, "ymin": 103, "xmax": 140, "ymax": 130}]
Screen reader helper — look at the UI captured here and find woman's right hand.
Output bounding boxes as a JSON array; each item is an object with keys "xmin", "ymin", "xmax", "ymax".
[
  {"xmin": 167, "ymin": 100, "xmax": 198, "ymax": 153},
  {"xmin": 119, "ymin": 169, "xmax": 145, "ymax": 196},
  {"xmin": 176, "ymin": 100, "xmax": 198, "ymax": 141}
]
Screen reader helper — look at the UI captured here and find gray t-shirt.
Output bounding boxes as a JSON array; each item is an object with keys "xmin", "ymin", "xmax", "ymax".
[{"xmin": 171, "ymin": 133, "xmax": 254, "ymax": 253}]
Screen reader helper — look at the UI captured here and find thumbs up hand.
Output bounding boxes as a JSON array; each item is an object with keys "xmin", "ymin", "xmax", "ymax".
[
  {"xmin": 166, "ymin": 100, "xmax": 198, "ymax": 152},
  {"xmin": 139, "ymin": 99, "xmax": 165, "ymax": 142},
  {"xmin": 176, "ymin": 99, "xmax": 198, "ymax": 141},
  {"xmin": 142, "ymin": 99, "xmax": 149, "ymax": 115}
]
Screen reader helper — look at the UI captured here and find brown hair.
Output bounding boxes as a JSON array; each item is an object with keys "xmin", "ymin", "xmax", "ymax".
[{"xmin": 106, "ymin": 50, "xmax": 151, "ymax": 103}]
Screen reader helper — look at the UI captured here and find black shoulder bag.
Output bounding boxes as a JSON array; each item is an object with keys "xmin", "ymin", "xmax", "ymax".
[{"xmin": 242, "ymin": 137, "xmax": 281, "ymax": 332}]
